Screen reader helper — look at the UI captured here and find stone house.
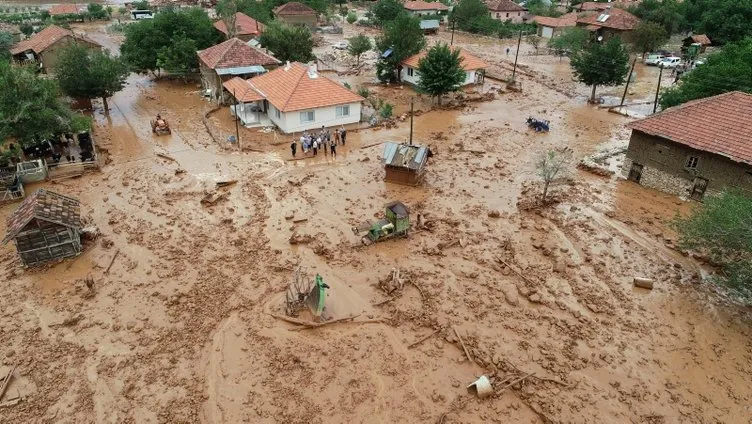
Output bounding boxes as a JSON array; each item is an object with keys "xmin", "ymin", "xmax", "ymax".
[
  {"xmin": 486, "ymin": 0, "xmax": 527, "ymax": 23},
  {"xmin": 197, "ymin": 38, "xmax": 280, "ymax": 104},
  {"xmin": 400, "ymin": 48, "xmax": 487, "ymax": 86},
  {"xmin": 273, "ymin": 2, "xmax": 318, "ymax": 30},
  {"xmin": 213, "ymin": 12, "xmax": 265, "ymax": 41},
  {"xmin": 533, "ymin": 12, "xmax": 578, "ymax": 39},
  {"xmin": 10, "ymin": 25, "xmax": 101, "ymax": 73},
  {"xmin": 621, "ymin": 92, "xmax": 752, "ymax": 201}
]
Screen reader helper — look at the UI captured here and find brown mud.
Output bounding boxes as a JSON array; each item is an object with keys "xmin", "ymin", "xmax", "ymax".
[{"xmin": 1, "ymin": 20, "xmax": 751, "ymax": 424}]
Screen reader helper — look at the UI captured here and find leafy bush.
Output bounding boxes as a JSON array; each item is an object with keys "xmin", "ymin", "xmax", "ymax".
[
  {"xmin": 379, "ymin": 102, "xmax": 393, "ymax": 119},
  {"xmin": 357, "ymin": 87, "xmax": 371, "ymax": 98},
  {"xmin": 346, "ymin": 11, "xmax": 357, "ymax": 24}
]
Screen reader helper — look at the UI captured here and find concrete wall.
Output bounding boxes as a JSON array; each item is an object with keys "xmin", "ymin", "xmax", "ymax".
[
  {"xmin": 400, "ymin": 66, "xmax": 478, "ymax": 86},
  {"xmin": 490, "ymin": 10, "xmax": 524, "ymax": 23},
  {"xmin": 199, "ymin": 62, "xmax": 223, "ymax": 103},
  {"xmin": 276, "ymin": 14, "xmax": 317, "ymax": 30},
  {"xmin": 539, "ymin": 25, "xmax": 555, "ymax": 38},
  {"xmin": 621, "ymin": 130, "xmax": 752, "ymax": 199},
  {"xmin": 39, "ymin": 36, "xmax": 100, "ymax": 74},
  {"xmin": 270, "ymin": 102, "xmax": 362, "ymax": 133},
  {"xmin": 407, "ymin": 9, "xmax": 445, "ymax": 17}
]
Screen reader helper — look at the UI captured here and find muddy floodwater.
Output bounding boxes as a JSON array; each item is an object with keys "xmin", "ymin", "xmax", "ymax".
[{"xmin": 1, "ymin": 20, "xmax": 751, "ymax": 424}]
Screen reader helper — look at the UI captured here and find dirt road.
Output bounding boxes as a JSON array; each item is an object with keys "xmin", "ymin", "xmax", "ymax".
[{"xmin": 1, "ymin": 21, "xmax": 751, "ymax": 424}]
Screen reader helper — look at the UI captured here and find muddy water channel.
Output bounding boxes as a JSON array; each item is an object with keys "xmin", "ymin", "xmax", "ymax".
[{"xmin": 1, "ymin": 24, "xmax": 751, "ymax": 424}]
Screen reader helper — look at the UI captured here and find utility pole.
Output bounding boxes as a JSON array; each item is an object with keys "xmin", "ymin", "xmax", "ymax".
[
  {"xmin": 450, "ymin": 19, "xmax": 456, "ymax": 46},
  {"xmin": 511, "ymin": 29, "xmax": 522, "ymax": 83},
  {"xmin": 233, "ymin": 89, "xmax": 241, "ymax": 150},
  {"xmin": 620, "ymin": 58, "xmax": 637, "ymax": 108},
  {"xmin": 653, "ymin": 66, "xmax": 663, "ymax": 114},
  {"xmin": 409, "ymin": 98, "xmax": 414, "ymax": 146}
]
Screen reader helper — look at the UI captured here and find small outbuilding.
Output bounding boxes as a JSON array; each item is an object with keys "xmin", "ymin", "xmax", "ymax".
[
  {"xmin": 213, "ymin": 12, "xmax": 265, "ymax": 41},
  {"xmin": 401, "ymin": 48, "xmax": 487, "ymax": 86},
  {"xmin": 383, "ymin": 142, "xmax": 430, "ymax": 186},
  {"xmin": 2, "ymin": 189, "xmax": 82, "ymax": 267},
  {"xmin": 10, "ymin": 25, "xmax": 101, "ymax": 73},
  {"xmin": 273, "ymin": 2, "xmax": 318, "ymax": 30}
]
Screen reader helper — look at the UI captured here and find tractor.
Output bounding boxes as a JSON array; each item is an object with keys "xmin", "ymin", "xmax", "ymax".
[
  {"xmin": 352, "ymin": 201, "xmax": 410, "ymax": 245},
  {"xmin": 151, "ymin": 114, "xmax": 172, "ymax": 135}
]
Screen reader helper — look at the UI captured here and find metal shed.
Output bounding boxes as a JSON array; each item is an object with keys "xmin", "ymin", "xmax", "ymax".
[
  {"xmin": 1, "ymin": 189, "xmax": 82, "ymax": 267},
  {"xmin": 382, "ymin": 142, "xmax": 429, "ymax": 186}
]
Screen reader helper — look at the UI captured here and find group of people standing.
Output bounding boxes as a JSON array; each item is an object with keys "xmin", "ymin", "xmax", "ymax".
[{"xmin": 290, "ymin": 126, "xmax": 348, "ymax": 158}]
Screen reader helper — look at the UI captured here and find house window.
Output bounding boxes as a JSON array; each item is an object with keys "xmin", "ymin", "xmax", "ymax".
[
  {"xmin": 336, "ymin": 105, "xmax": 350, "ymax": 117},
  {"xmin": 300, "ymin": 110, "xmax": 315, "ymax": 123},
  {"xmin": 506, "ymin": 12, "xmax": 509, "ymax": 17},
  {"xmin": 407, "ymin": 68, "xmax": 414, "ymax": 77},
  {"xmin": 496, "ymin": 13, "xmax": 500, "ymax": 18},
  {"xmin": 685, "ymin": 156, "xmax": 699, "ymax": 169},
  {"xmin": 274, "ymin": 107, "xmax": 281, "ymax": 119}
]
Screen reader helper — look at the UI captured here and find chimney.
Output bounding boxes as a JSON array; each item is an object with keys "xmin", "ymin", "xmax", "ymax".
[
  {"xmin": 284, "ymin": 61, "xmax": 290, "ymax": 71},
  {"xmin": 307, "ymin": 64, "xmax": 318, "ymax": 79}
]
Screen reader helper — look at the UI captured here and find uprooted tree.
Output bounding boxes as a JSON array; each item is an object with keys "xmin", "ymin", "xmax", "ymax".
[
  {"xmin": 417, "ymin": 43, "xmax": 467, "ymax": 106},
  {"xmin": 535, "ymin": 147, "xmax": 572, "ymax": 203},
  {"xmin": 570, "ymin": 37, "xmax": 630, "ymax": 103},
  {"xmin": 55, "ymin": 43, "xmax": 130, "ymax": 114},
  {"xmin": 673, "ymin": 190, "xmax": 752, "ymax": 300}
]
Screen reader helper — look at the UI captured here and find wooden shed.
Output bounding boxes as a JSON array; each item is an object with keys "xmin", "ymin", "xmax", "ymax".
[
  {"xmin": 382, "ymin": 142, "xmax": 430, "ymax": 186},
  {"xmin": 1, "ymin": 189, "xmax": 82, "ymax": 267}
]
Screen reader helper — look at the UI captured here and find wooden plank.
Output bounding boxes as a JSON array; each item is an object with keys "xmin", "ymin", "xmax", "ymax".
[{"xmin": 0, "ymin": 364, "xmax": 17, "ymax": 401}]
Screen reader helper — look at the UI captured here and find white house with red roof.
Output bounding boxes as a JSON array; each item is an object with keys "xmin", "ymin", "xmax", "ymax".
[
  {"xmin": 221, "ymin": 62, "xmax": 364, "ymax": 132},
  {"xmin": 486, "ymin": 0, "xmax": 527, "ymax": 23},
  {"xmin": 622, "ymin": 92, "xmax": 752, "ymax": 200},
  {"xmin": 403, "ymin": 1, "xmax": 449, "ymax": 17},
  {"xmin": 400, "ymin": 48, "xmax": 488, "ymax": 87}
]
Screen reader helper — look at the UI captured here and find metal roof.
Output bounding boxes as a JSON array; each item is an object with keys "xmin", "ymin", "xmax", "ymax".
[
  {"xmin": 216, "ymin": 65, "xmax": 267, "ymax": 75},
  {"xmin": 383, "ymin": 142, "xmax": 428, "ymax": 171},
  {"xmin": 420, "ymin": 20, "xmax": 440, "ymax": 29}
]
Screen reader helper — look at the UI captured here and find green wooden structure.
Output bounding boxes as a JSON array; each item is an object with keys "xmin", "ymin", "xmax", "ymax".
[{"xmin": 353, "ymin": 201, "xmax": 410, "ymax": 245}]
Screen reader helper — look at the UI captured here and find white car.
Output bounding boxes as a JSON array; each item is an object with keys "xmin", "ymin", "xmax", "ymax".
[
  {"xmin": 332, "ymin": 41, "xmax": 349, "ymax": 50},
  {"xmin": 644, "ymin": 53, "xmax": 664, "ymax": 65},
  {"xmin": 659, "ymin": 57, "xmax": 682, "ymax": 68}
]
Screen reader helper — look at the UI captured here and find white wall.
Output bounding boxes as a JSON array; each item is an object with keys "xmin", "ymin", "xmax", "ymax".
[
  {"xmin": 540, "ymin": 26, "xmax": 554, "ymax": 38},
  {"xmin": 401, "ymin": 65, "xmax": 478, "ymax": 86},
  {"xmin": 408, "ymin": 9, "xmax": 443, "ymax": 16},
  {"xmin": 275, "ymin": 102, "xmax": 362, "ymax": 133},
  {"xmin": 489, "ymin": 11, "xmax": 524, "ymax": 23}
]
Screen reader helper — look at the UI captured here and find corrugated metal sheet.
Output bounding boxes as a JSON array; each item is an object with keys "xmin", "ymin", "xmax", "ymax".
[
  {"xmin": 216, "ymin": 66, "xmax": 267, "ymax": 76},
  {"xmin": 383, "ymin": 142, "xmax": 399, "ymax": 164},
  {"xmin": 382, "ymin": 142, "xmax": 428, "ymax": 171},
  {"xmin": 420, "ymin": 20, "xmax": 440, "ymax": 29}
]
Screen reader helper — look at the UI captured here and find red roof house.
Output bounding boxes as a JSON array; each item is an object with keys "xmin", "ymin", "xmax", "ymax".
[
  {"xmin": 10, "ymin": 25, "xmax": 101, "ymax": 73},
  {"xmin": 214, "ymin": 12, "xmax": 265, "ymax": 41},
  {"xmin": 577, "ymin": 6, "xmax": 640, "ymax": 34},
  {"xmin": 48, "ymin": 3, "xmax": 81, "ymax": 16},
  {"xmin": 486, "ymin": 0, "xmax": 527, "ymax": 23}
]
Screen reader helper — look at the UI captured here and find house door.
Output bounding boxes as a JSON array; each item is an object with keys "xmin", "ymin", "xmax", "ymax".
[
  {"xmin": 627, "ymin": 163, "xmax": 643, "ymax": 183},
  {"xmin": 690, "ymin": 177, "xmax": 708, "ymax": 201}
]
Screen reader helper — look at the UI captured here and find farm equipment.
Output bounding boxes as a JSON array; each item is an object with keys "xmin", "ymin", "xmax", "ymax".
[
  {"xmin": 285, "ymin": 266, "xmax": 329, "ymax": 318},
  {"xmin": 151, "ymin": 114, "xmax": 172, "ymax": 135},
  {"xmin": 526, "ymin": 117, "xmax": 550, "ymax": 132},
  {"xmin": 352, "ymin": 201, "xmax": 410, "ymax": 246}
]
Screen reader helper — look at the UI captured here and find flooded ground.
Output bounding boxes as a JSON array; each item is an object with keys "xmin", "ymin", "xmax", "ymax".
[{"xmin": 1, "ymin": 19, "xmax": 751, "ymax": 424}]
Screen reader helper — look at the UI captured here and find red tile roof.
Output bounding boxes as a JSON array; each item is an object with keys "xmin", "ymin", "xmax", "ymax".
[
  {"xmin": 691, "ymin": 34, "xmax": 711, "ymax": 45},
  {"xmin": 248, "ymin": 62, "xmax": 363, "ymax": 112},
  {"xmin": 197, "ymin": 38, "xmax": 280, "ymax": 70},
  {"xmin": 577, "ymin": 7, "xmax": 640, "ymax": 31},
  {"xmin": 222, "ymin": 77, "xmax": 265, "ymax": 102},
  {"xmin": 486, "ymin": 0, "xmax": 526, "ymax": 12},
  {"xmin": 49, "ymin": 4, "xmax": 81, "ymax": 15},
  {"xmin": 403, "ymin": 1, "xmax": 449, "ymax": 11},
  {"xmin": 214, "ymin": 12, "xmax": 265, "ymax": 37},
  {"xmin": 2, "ymin": 189, "xmax": 81, "ymax": 245},
  {"xmin": 534, "ymin": 11, "xmax": 579, "ymax": 28},
  {"xmin": 627, "ymin": 92, "xmax": 752, "ymax": 166},
  {"xmin": 273, "ymin": 2, "xmax": 317, "ymax": 15},
  {"xmin": 577, "ymin": 1, "xmax": 640, "ymax": 11},
  {"xmin": 402, "ymin": 47, "xmax": 488, "ymax": 71},
  {"xmin": 10, "ymin": 25, "xmax": 100, "ymax": 55}
]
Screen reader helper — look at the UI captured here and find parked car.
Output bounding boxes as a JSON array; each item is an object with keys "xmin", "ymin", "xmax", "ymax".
[
  {"xmin": 644, "ymin": 53, "xmax": 665, "ymax": 65},
  {"xmin": 332, "ymin": 41, "xmax": 348, "ymax": 50},
  {"xmin": 659, "ymin": 57, "xmax": 682, "ymax": 68}
]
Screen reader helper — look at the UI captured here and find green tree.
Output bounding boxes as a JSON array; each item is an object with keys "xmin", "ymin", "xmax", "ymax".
[
  {"xmin": 536, "ymin": 148, "xmax": 572, "ymax": 203},
  {"xmin": 121, "ymin": 7, "xmax": 219, "ymax": 75},
  {"xmin": 347, "ymin": 34, "xmax": 372, "ymax": 65},
  {"xmin": 527, "ymin": 34, "xmax": 542, "ymax": 55},
  {"xmin": 547, "ymin": 27, "xmax": 589, "ymax": 59},
  {"xmin": 217, "ymin": 0, "xmax": 239, "ymax": 39},
  {"xmin": 55, "ymin": 43, "xmax": 129, "ymax": 114},
  {"xmin": 157, "ymin": 33, "xmax": 198, "ymax": 79},
  {"xmin": 673, "ymin": 190, "xmax": 752, "ymax": 299},
  {"xmin": 19, "ymin": 23, "xmax": 33, "ymax": 37},
  {"xmin": 375, "ymin": 14, "xmax": 425, "ymax": 82},
  {"xmin": 629, "ymin": 21, "xmax": 669, "ymax": 55},
  {"xmin": 372, "ymin": 0, "xmax": 404, "ymax": 25},
  {"xmin": 0, "ymin": 62, "xmax": 90, "ymax": 146},
  {"xmin": 629, "ymin": 0, "xmax": 686, "ymax": 35},
  {"xmin": 40, "ymin": 9, "xmax": 50, "ymax": 20},
  {"xmin": 684, "ymin": 0, "xmax": 752, "ymax": 45},
  {"xmin": 450, "ymin": 0, "xmax": 488, "ymax": 32},
  {"xmin": 132, "ymin": 0, "xmax": 151, "ymax": 10},
  {"xmin": 346, "ymin": 11, "xmax": 357, "ymax": 24},
  {"xmin": 660, "ymin": 38, "xmax": 752, "ymax": 109},
  {"xmin": 416, "ymin": 43, "xmax": 466, "ymax": 105},
  {"xmin": 570, "ymin": 37, "xmax": 630, "ymax": 102},
  {"xmin": 258, "ymin": 22, "xmax": 314, "ymax": 63},
  {"xmin": 525, "ymin": 0, "xmax": 562, "ymax": 17},
  {"xmin": 0, "ymin": 31, "xmax": 13, "ymax": 60},
  {"xmin": 87, "ymin": 3, "xmax": 108, "ymax": 20}
]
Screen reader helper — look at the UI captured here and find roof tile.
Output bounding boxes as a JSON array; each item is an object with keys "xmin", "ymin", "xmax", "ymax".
[
  {"xmin": 577, "ymin": 7, "xmax": 640, "ymax": 31},
  {"xmin": 2, "ymin": 189, "xmax": 81, "ymax": 245},
  {"xmin": 223, "ymin": 77, "xmax": 265, "ymax": 102},
  {"xmin": 10, "ymin": 25, "xmax": 100, "ymax": 55},
  {"xmin": 485, "ymin": 0, "xmax": 526, "ymax": 12},
  {"xmin": 273, "ymin": 2, "xmax": 317, "ymax": 15},
  {"xmin": 49, "ymin": 4, "xmax": 80, "ymax": 15},
  {"xmin": 402, "ymin": 47, "xmax": 488, "ymax": 71},
  {"xmin": 403, "ymin": 1, "xmax": 449, "ymax": 11},
  {"xmin": 627, "ymin": 92, "xmax": 752, "ymax": 165},
  {"xmin": 214, "ymin": 12, "xmax": 265, "ymax": 37},
  {"xmin": 197, "ymin": 38, "xmax": 280, "ymax": 70}
]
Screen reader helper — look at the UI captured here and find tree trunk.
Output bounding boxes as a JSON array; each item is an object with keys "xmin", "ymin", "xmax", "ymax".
[
  {"xmin": 102, "ymin": 97, "xmax": 109, "ymax": 114},
  {"xmin": 356, "ymin": 54, "xmax": 360, "ymax": 66},
  {"xmin": 437, "ymin": 95, "xmax": 442, "ymax": 106},
  {"xmin": 590, "ymin": 85, "xmax": 597, "ymax": 103},
  {"xmin": 542, "ymin": 180, "xmax": 550, "ymax": 203}
]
